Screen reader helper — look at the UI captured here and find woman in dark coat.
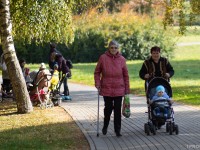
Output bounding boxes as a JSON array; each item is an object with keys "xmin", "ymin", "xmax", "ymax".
[
  {"xmin": 139, "ymin": 46, "xmax": 174, "ymax": 90},
  {"xmin": 49, "ymin": 43, "xmax": 70, "ymax": 96}
]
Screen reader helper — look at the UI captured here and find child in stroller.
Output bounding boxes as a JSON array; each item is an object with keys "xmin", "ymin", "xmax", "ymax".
[
  {"xmin": 151, "ymin": 85, "xmax": 173, "ymax": 118},
  {"xmin": 48, "ymin": 63, "xmax": 62, "ymax": 106},
  {"xmin": 144, "ymin": 77, "xmax": 179, "ymax": 135}
]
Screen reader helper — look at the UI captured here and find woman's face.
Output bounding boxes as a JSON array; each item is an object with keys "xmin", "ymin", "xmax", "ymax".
[
  {"xmin": 51, "ymin": 52, "xmax": 56, "ymax": 61},
  {"xmin": 109, "ymin": 45, "xmax": 118, "ymax": 55},
  {"xmin": 151, "ymin": 51, "xmax": 160, "ymax": 62}
]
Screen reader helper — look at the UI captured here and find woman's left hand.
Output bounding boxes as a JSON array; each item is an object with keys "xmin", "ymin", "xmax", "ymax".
[{"xmin": 165, "ymin": 73, "xmax": 170, "ymax": 78}]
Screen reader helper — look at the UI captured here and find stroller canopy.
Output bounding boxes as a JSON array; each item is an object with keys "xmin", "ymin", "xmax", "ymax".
[{"xmin": 146, "ymin": 77, "xmax": 172, "ymax": 100}]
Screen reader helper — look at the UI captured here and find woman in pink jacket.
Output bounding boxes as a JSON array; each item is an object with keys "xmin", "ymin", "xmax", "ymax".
[{"xmin": 94, "ymin": 40, "xmax": 130, "ymax": 137}]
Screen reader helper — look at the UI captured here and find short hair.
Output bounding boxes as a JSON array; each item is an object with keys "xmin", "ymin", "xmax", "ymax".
[
  {"xmin": 108, "ymin": 40, "xmax": 120, "ymax": 48},
  {"xmin": 50, "ymin": 43, "xmax": 56, "ymax": 48},
  {"xmin": 19, "ymin": 59, "xmax": 26, "ymax": 64},
  {"xmin": 150, "ymin": 46, "xmax": 160, "ymax": 53}
]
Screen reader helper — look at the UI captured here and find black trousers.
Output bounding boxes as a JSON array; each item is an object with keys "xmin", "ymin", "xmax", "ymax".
[{"xmin": 103, "ymin": 96, "xmax": 122, "ymax": 132}]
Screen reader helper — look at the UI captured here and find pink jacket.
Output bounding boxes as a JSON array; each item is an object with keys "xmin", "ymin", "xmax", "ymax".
[{"xmin": 94, "ymin": 51, "xmax": 130, "ymax": 97}]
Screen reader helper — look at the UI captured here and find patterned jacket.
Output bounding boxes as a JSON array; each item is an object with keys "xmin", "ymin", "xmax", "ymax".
[{"xmin": 139, "ymin": 57, "xmax": 174, "ymax": 81}]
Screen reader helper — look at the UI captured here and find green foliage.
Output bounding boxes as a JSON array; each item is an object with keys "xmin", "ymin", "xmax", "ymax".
[
  {"xmin": 14, "ymin": 41, "xmax": 71, "ymax": 63},
  {"xmin": 14, "ymin": 11, "xmax": 175, "ymax": 63},
  {"xmin": 10, "ymin": 0, "xmax": 74, "ymax": 44},
  {"xmin": 70, "ymin": 11, "xmax": 175, "ymax": 62},
  {"xmin": 190, "ymin": 0, "xmax": 200, "ymax": 14},
  {"xmin": 163, "ymin": 0, "xmax": 200, "ymax": 34},
  {"xmin": 68, "ymin": 29, "xmax": 106, "ymax": 62}
]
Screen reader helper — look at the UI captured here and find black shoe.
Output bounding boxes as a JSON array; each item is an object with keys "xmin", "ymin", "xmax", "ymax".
[
  {"xmin": 102, "ymin": 127, "xmax": 107, "ymax": 135},
  {"xmin": 115, "ymin": 131, "xmax": 122, "ymax": 137}
]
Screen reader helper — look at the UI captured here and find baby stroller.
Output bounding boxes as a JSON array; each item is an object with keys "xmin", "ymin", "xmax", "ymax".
[
  {"xmin": 144, "ymin": 77, "xmax": 179, "ymax": 135},
  {"xmin": 49, "ymin": 73, "xmax": 71, "ymax": 106},
  {"xmin": 28, "ymin": 70, "xmax": 54, "ymax": 109},
  {"xmin": 0, "ymin": 81, "xmax": 14, "ymax": 102}
]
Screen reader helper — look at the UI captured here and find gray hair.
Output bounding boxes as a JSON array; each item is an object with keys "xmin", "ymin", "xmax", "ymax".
[{"xmin": 108, "ymin": 40, "xmax": 120, "ymax": 48}]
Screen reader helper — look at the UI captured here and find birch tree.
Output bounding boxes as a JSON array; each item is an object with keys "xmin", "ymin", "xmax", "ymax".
[
  {"xmin": 0, "ymin": 0, "xmax": 74, "ymax": 113},
  {"xmin": 0, "ymin": 0, "xmax": 33, "ymax": 113}
]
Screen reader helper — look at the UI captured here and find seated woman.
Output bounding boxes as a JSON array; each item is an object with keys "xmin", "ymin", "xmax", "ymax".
[
  {"xmin": 19, "ymin": 59, "xmax": 32, "ymax": 83},
  {"xmin": 29, "ymin": 63, "xmax": 51, "ymax": 103},
  {"xmin": 0, "ymin": 54, "xmax": 12, "ymax": 97},
  {"xmin": 151, "ymin": 85, "xmax": 173, "ymax": 118}
]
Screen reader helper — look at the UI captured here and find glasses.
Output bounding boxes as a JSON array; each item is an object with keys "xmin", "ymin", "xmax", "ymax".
[{"xmin": 110, "ymin": 46, "xmax": 118, "ymax": 49}]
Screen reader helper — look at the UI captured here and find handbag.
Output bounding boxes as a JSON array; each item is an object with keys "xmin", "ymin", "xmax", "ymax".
[{"xmin": 122, "ymin": 95, "xmax": 131, "ymax": 118}]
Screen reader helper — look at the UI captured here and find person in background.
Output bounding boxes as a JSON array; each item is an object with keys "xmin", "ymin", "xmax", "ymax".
[
  {"xmin": 48, "ymin": 63, "xmax": 59, "ymax": 93},
  {"xmin": 49, "ymin": 43, "xmax": 70, "ymax": 96},
  {"xmin": 139, "ymin": 46, "xmax": 174, "ymax": 90},
  {"xmin": 94, "ymin": 40, "xmax": 130, "ymax": 137},
  {"xmin": 29, "ymin": 63, "xmax": 51, "ymax": 95},
  {"xmin": 0, "ymin": 53, "xmax": 11, "ymax": 96},
  {"xmin": 19, "ymin": 59, "xmax": 31, "ymax": 83}
]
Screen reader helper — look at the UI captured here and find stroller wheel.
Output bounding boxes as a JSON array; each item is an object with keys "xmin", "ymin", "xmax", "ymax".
[
  {"xmin": 146, "ymin": 125, "xmax": 150, "ymax": 136},
  {"xmin": 151, "ymin": 125, "xmax": 156, "ymax": 135},
  {"xmin": 166, "ymin": 123, "xmax": 169, "ymax": 132},
  {"xmin": 149, "ymin": 123, "xmax": 156, "ymax": 135},
  {"xmin": 144, "ymin": 123, "xmax": 148, "ymax": 133},
  {"xmin": 174, "ymin": 124, "xmax": 179, "ymax": 135},
  {"xmin": 169, "ymin": 123, "xmax": 173, "ymax": 135}
]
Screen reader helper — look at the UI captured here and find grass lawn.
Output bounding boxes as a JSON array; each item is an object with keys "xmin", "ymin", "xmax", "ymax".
[
  {"xmin": 70, "ymin": 45, "xmax": 200, "ymax": 106},
  {"xmin": 0, "ymin": 100, "xmax": 89, "ymax": 149}
]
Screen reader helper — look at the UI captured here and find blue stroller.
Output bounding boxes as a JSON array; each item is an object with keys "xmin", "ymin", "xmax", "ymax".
[{"xmin": 144, "ymin": 77, "xmax": 179, "ymax": 135}]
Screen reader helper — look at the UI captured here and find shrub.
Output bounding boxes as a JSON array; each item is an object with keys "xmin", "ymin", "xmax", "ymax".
[{"xmin": 70, "ymin": 11, "xmax": 176, "ymax": 62}]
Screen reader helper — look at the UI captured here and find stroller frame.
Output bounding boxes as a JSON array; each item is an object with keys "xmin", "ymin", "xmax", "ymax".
[
  {"xmin": 49, "ymin": 73, "xmax": 70, "ymax": 106},
  {"xmin": 144, "ymin": 77, "xmax": 179, "ymax": 135},
  {"xmin": 0, "ymin": 82, "xmax": 14, "ymax": 102}
]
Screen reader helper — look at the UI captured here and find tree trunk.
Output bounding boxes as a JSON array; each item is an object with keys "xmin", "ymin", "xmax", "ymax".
[{"xmin": 0, "ymin": 0, "xmax": 33, "ymax": 113}]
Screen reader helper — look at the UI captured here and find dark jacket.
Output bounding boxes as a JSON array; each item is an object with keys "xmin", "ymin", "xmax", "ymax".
[
  {"xmin": 139, "ymin": 57, "xmax": 174, "ymax": 81},
  {"xmin": 49, "ymin": 53, "xmax": 69, "ymax": 74}
]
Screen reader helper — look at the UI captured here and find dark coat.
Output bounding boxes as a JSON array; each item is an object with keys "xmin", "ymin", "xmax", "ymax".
[
  {"xmin": 49, "ymin": 52, "xmax": 69, "ymax": 75},
  {"xmin": 139, "ymin": 56, "xmax": 174, "ymax": 81}
]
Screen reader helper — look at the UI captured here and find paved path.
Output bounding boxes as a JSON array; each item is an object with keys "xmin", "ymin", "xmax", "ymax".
[{"xmin": 61, "ymin": 82, "xmax": 200, "ymax": 150}]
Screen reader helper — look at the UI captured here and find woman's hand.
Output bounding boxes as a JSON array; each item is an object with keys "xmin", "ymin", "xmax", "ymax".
[
  {"xmin": 144, "ymin": 74, "xmax": 151, "ymax": 79},
  {"xmin": 165, "ymin": 73, "xmax": 170, "ymax": 78},
  {"xmin": 95, "ymin": 85, "xmax": 101, "ymax": 90}
]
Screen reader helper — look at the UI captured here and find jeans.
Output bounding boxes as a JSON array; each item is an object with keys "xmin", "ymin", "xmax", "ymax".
[{"xmin": 63, "ymin": 77, "xmax": 69, "ymax": 96}]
